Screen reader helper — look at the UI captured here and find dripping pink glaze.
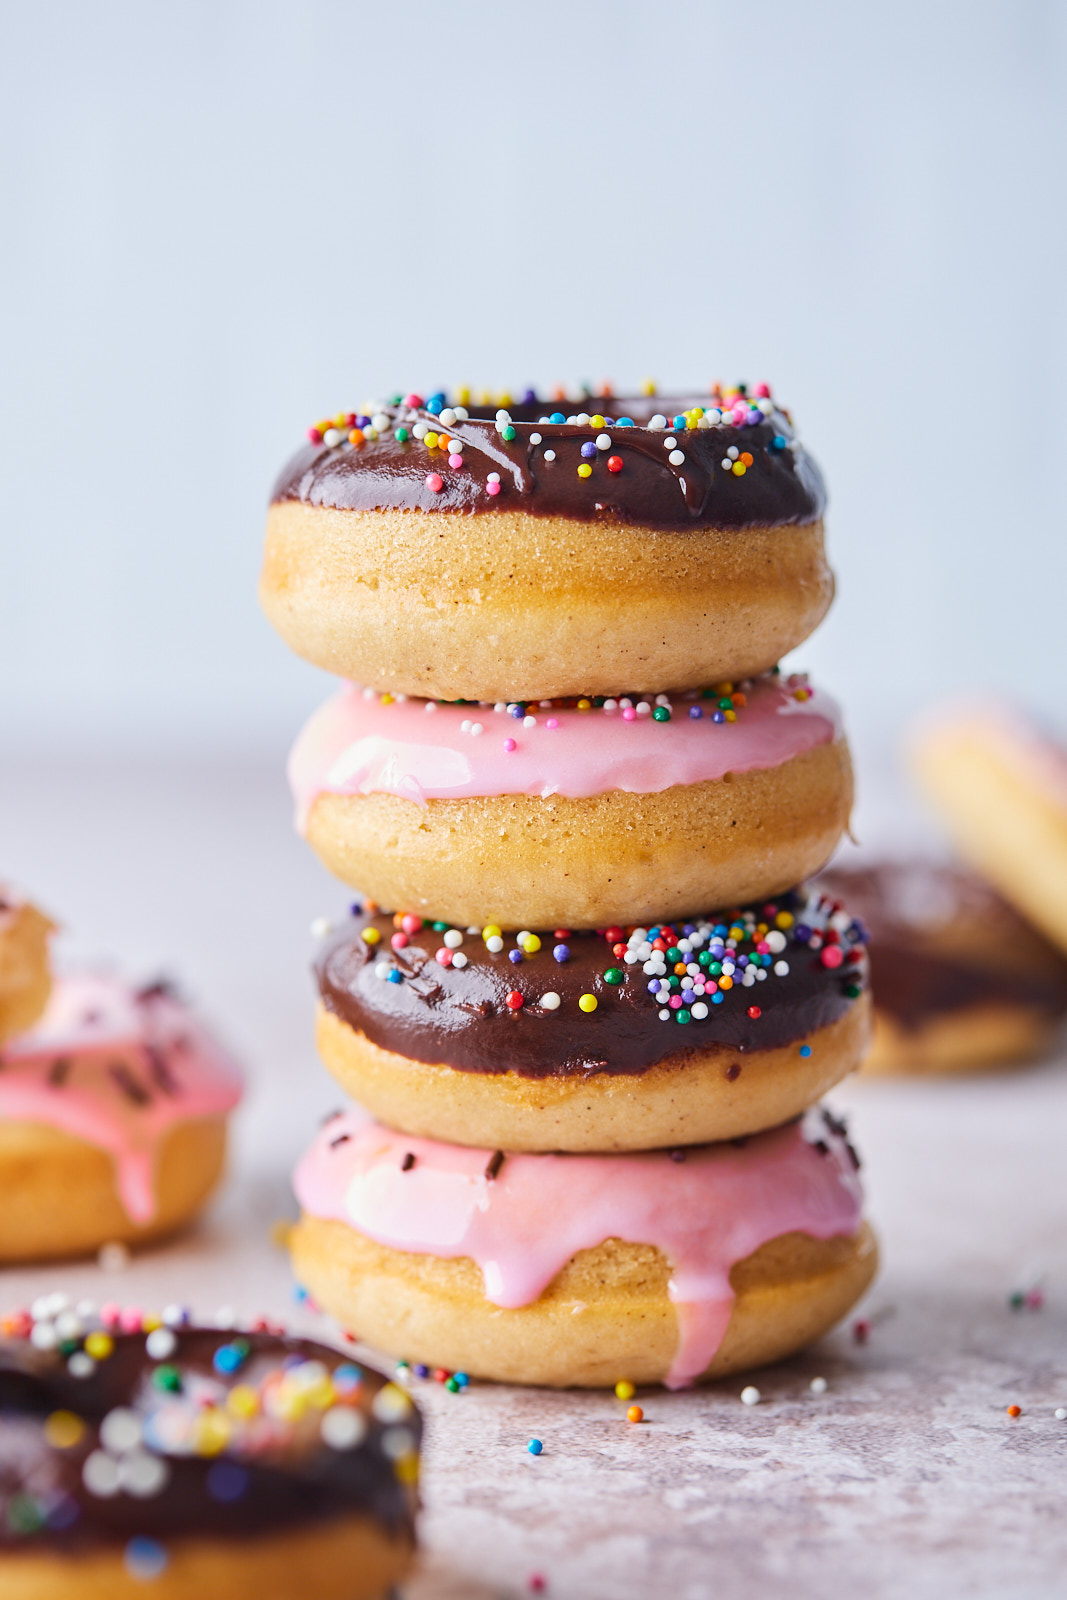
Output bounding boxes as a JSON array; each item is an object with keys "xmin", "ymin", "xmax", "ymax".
[
  {"xmin": 293, "ymin": 1107, "xmax": 864, "ymax": 1389},
  {"xmin": 288, "ymin": 674, "xmax": 843, "ymax": 828},
  {"xmin": 0, "ymin": 976, "xmax": 243, "ymax": 1224}
]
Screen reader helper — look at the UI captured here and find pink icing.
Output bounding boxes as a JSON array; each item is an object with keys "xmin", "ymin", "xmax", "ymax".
[
  {"xmin": 0, "ymin": 975, "xmax": 244, "ymax": 1224},
  {"xmin": 293, "ymin": 1107, "xmax": 864, "ymax": 1388},
  {"xmin": 288, "ymin": 674, "xmax": 843, "ymax": 827}
]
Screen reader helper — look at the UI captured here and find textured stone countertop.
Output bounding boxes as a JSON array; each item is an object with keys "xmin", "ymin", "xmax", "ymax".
[{"xmin": 3, "ymin": 755, "xmax": 1065, "ymax": 1598}]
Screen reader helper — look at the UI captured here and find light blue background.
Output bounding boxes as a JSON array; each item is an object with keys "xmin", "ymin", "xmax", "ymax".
[{"xmin": 3, "ymin": 0, "xmax": 1064, "ymax": 756}]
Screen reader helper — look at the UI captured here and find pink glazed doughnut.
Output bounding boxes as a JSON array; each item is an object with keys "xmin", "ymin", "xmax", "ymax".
[
  {"xmin": 0, "ymin": 974, "xmax": 243, "ymax": 1261},
  {"xmin": 290, "ymin": 1105, "xmax": 877, "ymax": 1389},
  {"xmin": 290, "ymin": 670, "xmax": 852, "ymax": 929}
]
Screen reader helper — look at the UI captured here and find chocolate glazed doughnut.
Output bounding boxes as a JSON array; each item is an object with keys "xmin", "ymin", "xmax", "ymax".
[
  {"xmin": 312, "ymin": 886, "xmax": 871, "ymax": 1151},
  {"xmin": 261, "ymin": 386, "xmax": 833, "ymax": 701},
  {"xmin": 0, "ymin": 1325, "xmax": 420, "ymax": 1600},
  {"xmin": 820, "ymin": 860, "xmax": 1067, "ymax": 1074}
]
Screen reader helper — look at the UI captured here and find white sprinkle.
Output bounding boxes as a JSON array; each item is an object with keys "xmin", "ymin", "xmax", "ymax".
[
  {"xmin": 32, "ymin": 1293, "xmax": 62, "ymax": 1320},
  {"xmin": 774, "ymin": 960, "xmax": 790, "ymax": 976},
  {"xmin": 322, "ymin": 1407, "xmax": 368, "ymax": 1450},
  {"xmin": 451, "ymin": 952, "xmax": 468, "ymax": 969},
  {"xmin": 543, "ymin": 450, "xmax": 556, "ymax": 462},
  {"xmin": 810, "ymin": 1376, "xmax": 828, "ymax": 1395},
  {"xmin": 460, "ymin": 719, "xmax": 472, "ymax": 733},
  {"xmin": 740, "ymin": 1386, "xmax": 762, "ymax": 1407},
  {"xmin": 655, "ymin": 693, "xmax": 671, "ymax": 706},
  {"xmin": 1055, "ymin": 1408, "xmax": 1067, "ymax": 1421},
  {"xmin": 119, "ymin": 1450, "xmax": 170, "ymax": 1498},
  {"xmin": 381, "ymin": 1425, "xmax": 416, "ymax": 1459},
  {"xmin": 453, "ymin": 406, "xmax": 469, "ymax": 421},
  {"xmin": 372, "ymin": 1386, "xmax": 413, "ymax": 1423},
  {"xmin": 663, "ymin": 437, "xmax": 677, "ymax": 449},
  {"xmin": 371, "ymin": 412, "xmax": 390, "ymax": 432},
  {"xmin": 603, "ymin": 698, "xmax": 618, "ymax": 711},
  {"xmin": 764, "ymin": 930, "xmax": 787, "ymax": 954},
  {"xmin": 363, "ymin": 427, "xmax": 378, "ymax": 441},
  {"xmin": 310, "ymin": 916, "xmax": 333, "ymax": 941},
  {"xmin": 707, "ymin": 408, "xmax": 722, "ymax": 424},
  {"xmin": 322, "ymin": 428, "xmax": 343, "ymax": 448},
  {"xmin": 648, "ymin": 414, "xmax": 667, "ymax": 430},
  {"xmin": 54, "ymin": 1311, "xmax": 83, "ymax": 1341},
  {"xmin": 146, "ymin": 1328, "xmax": 177, "ymax": 1361},
  {"xmin": 362, "ymin": 686, "xmax": 375, "ymax": 699},
  {"xmin": 742, "ymin": 970, "xmax": 757, "ymax": 987},
  {"xmin": 669, "ymin": 450, "xmax": 686, "ymax": 466},
  {"xmin": 68, "ymin": 1352, "xmax": 95, "ymax": 1379},
  {"xmin": 596, "ymin": 433, "xmax": 612, "ymax": 451},
  {"xmin": 576, "ymin": 412, "xmax": 591, "ymax": 426},
  {"xmin": 101, "ymin": 1408, "xmax": 142, "ymax": 1454},
  {"xmin": 829, "ymin": 910, "xmax": 852, "ymax": 933},
  {"xmin": 449, "ymin": 437, "xmax": 464, "ymax": 452},
  {"xmin": 162, "ymin": 1304, "xmax": 189, "ymax": 1328},
  {"xmin": 375, "ymin": 960, "xmax": 392, "ymax": 980},
  {"xmin": 659, "ymin": 1008, "xmax": 671, "ymax": 1021},
  {"xmin": 530, "ymin": 432, "xmax": 542, "ymax": 444},
  {"xmin": 496, "ymin": 408, "xmax": 512, "ymax": 423},
  {"xmin": 424, "ymin": 701, "xmax": 437, "ymax": 713},
  {"xmin": 619, "ymin": 697, "xmax": 633, "ymax": 709},
  {"xmin": 486, "ymin": 935, "xmax": 504, "ymax": 954},
  {"xmin": 412, "ymin": 422, "xmax": 429, "ymax": 439},
  {"xmin": 758, "ymin": 398, "xmax": 774, "ymax": 414},
  {"xmin": 494, "ymin": 702, "xmax": 507, "ymax": 713},
  {"xmin": 523, "ymin": 715, "xmax": 537, "ymax": 728},
  {"xmin": 438, "ymin": 408, "xmax": 456, "ymax": 426},
  {"xmin": 487, "ymin": 472, "xmax": 501, "ymax": 484},
  {"xmin": 83, "ymin": 1451, "xmax": 121, "ymax": 1498},
  {"xmin": 443, "ymin": 929, "xmax": 463, "ymax": 949},
  {"xmin": 470, "ymin": 722, "xmax": 483, "ymax": 736},
  {"xmin": 727, "ymin": 445, "xmax": 739, "ymax": 460},
  {"xmin": 539, "ymin": 700, "xmax": 553, "ymax": 708},
  {"xmin": 755, "ymin": 967, "xmax": 767, "ymax": 981},
  {"xmin": 30, "ymin": 1322, "xmax": 58, "ymax": 1350},
  {"xmin": 635, "ymin": 701, "xmax": 651, "ymax": 715},
  {"xmin": 540, "ymin": 992, "xmax": 561, "ymax": 1010},
  {"xmin": 691, "ymin": 1002, "xmax": 709, "ymax": 1019},
  {"xmin": 466, "ymin": 926, "xmax": 480, "ymax": 935}
]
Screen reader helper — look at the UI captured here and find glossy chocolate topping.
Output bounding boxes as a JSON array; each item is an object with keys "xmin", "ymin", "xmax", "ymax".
[
  {"xmin": 820, "ymin": 862, "xmax": 1067, "ymax": 1029},
  {"xmin": 0, "ymin": 1326, "xmax": 420, "ymax": 1551},
  {"xmin": 316, "ymin": 887, "xmax": 867, "ymax": 1078},
  {"xmin": 271, "ymin": 389, "xmax": 826, "ymax": 531}
]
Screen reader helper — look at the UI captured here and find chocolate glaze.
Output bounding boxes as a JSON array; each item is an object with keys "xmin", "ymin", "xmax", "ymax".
[
  {"xmin": 820, "ymin": 862, "xmax": 1067, "ymax": 1030},
  {"xmin": 316, "ymin": 891, "xmax": 867, "ymax": 1078},
  {"xmin": 271, "ymin": 392, "xmax": 825, "ymax": 531},
  {"xmin": 0, "ymin": 1328, "xmax": 419, "ymax": 1551}
]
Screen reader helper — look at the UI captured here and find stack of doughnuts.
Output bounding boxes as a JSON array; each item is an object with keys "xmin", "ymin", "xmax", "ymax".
[{"xmin": 262, "ymin": 385, "xmax": 878, "ymax": 1388}]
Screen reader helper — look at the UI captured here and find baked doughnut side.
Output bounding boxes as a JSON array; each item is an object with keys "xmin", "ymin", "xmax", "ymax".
[
  {"xmin": 313, "ymin": 997, "xmax": 870, "ymax": 1150},
  {"xmin": 292, "ymin": 1215, "xmax": 877, "ymax": 1389},
  {"xmin": 0, "ymin": 896, "xmax": 54, "ymax": 1043},
  {"xmin": 261, "ymin": 503, "xmax": 833, "ymax": 699}
]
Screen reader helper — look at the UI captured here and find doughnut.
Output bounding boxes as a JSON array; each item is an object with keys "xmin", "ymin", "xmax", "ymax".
[
  {"xmin": 291, "ymin": 670, "xmax": 851, "ymax": 929},
  {"xmin": 261, "ymin": 385, "xmax": 832, "ymax": 703},
  {"xmin": 312, "ymin": 886, "xmax": 871, "ymax": 1151},
  {"xmin": 0, "ymin": 1319, "xmax": 419, "ymax": 1599},
  {"xmin": 291, "ymin": 1105, "xmax": 876, "ymax": 1389},
  {"xmin": 0, "ymin": 888, "xmax": 54, "ymax": 1043},
  {"xmin": 0, "ymin": 976, "xmax": 243, "ymax": 1261},
  {"xmin": 820, "ymin": 860, "xmax": 1067, "ymax": 1074},
  {"xmin": 910, "ymin": 705, "xmax": 1067, "ymax": 955}
]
